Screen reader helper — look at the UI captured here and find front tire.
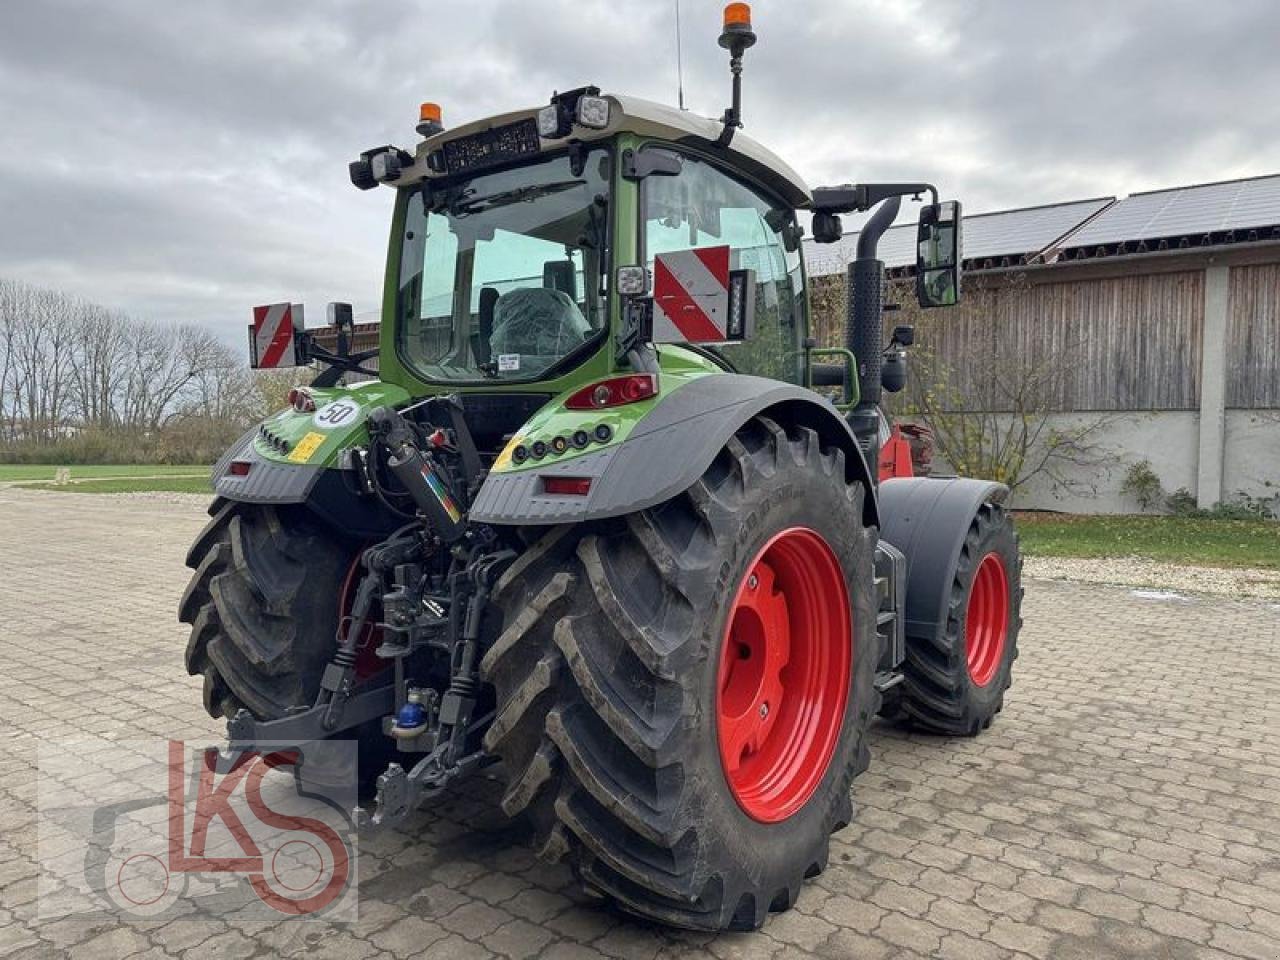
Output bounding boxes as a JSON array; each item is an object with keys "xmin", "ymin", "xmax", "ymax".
[
  {"xmin": 893, "ymin": 500, "xmax": 1023, "ymax": 735},
  {"xmin": 482, "ymin": 417, "xmax": 878, "ymax": 930}
]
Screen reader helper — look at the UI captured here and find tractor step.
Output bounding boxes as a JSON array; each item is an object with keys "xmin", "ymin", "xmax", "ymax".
[{"xmin": 873, "ymin": 670, "xmax": 904, "ymax": 693}]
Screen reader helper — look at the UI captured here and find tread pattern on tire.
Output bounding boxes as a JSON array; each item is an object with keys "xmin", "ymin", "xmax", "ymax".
[
  {"xmin": 897, "ymin": 500, "xmax": 1023, "ymax": 735},
  {"xmin": 482, "ymin": 416, "xmax": 879, "ymax": 930},
  {"xmin": 179, "ymin": 498, "xmax": 349, "ymax": 720}
]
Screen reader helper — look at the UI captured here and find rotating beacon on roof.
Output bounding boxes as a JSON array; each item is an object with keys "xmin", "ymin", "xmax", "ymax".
[{"xmin": 183, "ymin": 4, "xmax": 1024, "ymax": 930}]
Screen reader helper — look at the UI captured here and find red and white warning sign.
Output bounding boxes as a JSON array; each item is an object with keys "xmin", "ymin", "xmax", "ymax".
[
  {"xmin": 652, "ymin": 246, "xmax": 731, "ymax": 343},
  {"xmin": 248, "ymin": 303, "xmax": 304, "ymax": 369}
]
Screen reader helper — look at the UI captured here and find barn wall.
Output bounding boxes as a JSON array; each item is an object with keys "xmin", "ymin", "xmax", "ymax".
[
  {"xmin": 916, "ymin": 409, "xmax": 1273, "ymax": 514},
  {"xmin": 807, "ymin": 247, "xmax": 1280, "ymax": 512},
  {"xmin": 809, "ymin": 269, "xmax": 1206, "ymax": 411},
  {"xmin": 1227, "ymin": 262, "xmax": 1280, "ymax": 408}
]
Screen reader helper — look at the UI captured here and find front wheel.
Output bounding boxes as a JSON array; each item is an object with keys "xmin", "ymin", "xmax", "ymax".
[
  {"xmin": 482, "ymin": 417, "xmax": 879, "ymax": 930},
  {"xmin": 893, "ymin": 500, "xmax": 1023, "ymax": 735}
]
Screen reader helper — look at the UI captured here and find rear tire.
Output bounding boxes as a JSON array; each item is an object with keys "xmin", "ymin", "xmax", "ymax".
[
  {"xmin": 179, "ymin": 499, "xmax": 353, "ymax": 721},
  {"xmin": 894, "ymin": 500, "xmax": 1023, "ymax": 735},
  {"xmin": 482, "ymin": 417, "xmax": 878, "ymax": 930}
]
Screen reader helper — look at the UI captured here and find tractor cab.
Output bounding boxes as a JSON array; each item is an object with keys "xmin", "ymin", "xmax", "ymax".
[
  {"xmin": 330, "ymin": 81, "xmax": 963, "ymax": 478},
  {"xmin": 358, "ymin": 88, "xmax": 814, "ymax": 391}
]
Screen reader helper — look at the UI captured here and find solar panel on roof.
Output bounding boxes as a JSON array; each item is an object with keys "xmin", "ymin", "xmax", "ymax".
[
  {"xmin": 963, "ymin": 199, "xmax": 1114, "ymax": 260},
  {"xmin": 803, "ymin": 197, "xmax": 1115, "ymax": 277},
  {"xmin": 1061, "ymin": 175, "xmax": 1280, "ymax": 249}
]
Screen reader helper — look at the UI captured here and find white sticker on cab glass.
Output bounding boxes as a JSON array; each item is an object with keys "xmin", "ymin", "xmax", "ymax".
[{"xmin": 497, "ymin": 354, "xmax": 521, "ymax": 372}]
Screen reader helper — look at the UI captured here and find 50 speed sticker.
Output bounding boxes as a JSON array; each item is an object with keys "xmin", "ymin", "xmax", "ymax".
[{"xmin": 313, "ymin": 397, "xmax": 360, "ymax": 429}]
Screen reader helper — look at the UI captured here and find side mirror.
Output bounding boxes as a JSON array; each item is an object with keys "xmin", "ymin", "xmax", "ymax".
[{"xmin": 915, "ymin": 200, "xmax": 962, "ymax": 308}]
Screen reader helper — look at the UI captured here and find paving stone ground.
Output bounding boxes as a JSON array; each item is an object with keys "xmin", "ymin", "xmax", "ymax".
[{"xmin": 1, "ymin": 488, "xmax": 1278, "ymax": 960}]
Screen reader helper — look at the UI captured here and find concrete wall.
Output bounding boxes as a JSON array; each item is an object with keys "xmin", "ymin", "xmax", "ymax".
[
  {"xmin": 953, "ymin": 409, "xmax": 1277, "ymax": 513},
  {"xmin": 813, "ymin": 245, "xmax": 1280, "ymax": 515},
  {"xmin": 1223, "ymin": 410, "xmax": 1280, "ymax": 505}
]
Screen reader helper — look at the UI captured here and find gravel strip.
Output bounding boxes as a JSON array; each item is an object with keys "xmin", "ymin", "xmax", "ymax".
[
  {"xmin": 104, "ymin": 490, "xmax": 215, "ymax": 506},
  {"xmin": 1026, "ymin": 555, "xmax": 1280, "ymax": 599}
]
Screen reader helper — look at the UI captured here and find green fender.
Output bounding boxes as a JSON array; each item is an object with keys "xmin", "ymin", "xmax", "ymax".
[
  {"xmin": 469, "ymin": 374, "xmax": 879, "ymax": 527},
  {"xmin": 210, "ymin": 381, "xmax": 411, "ymax": 536}
]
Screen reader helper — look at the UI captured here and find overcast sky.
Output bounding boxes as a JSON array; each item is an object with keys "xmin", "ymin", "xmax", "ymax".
[{"xmin": 2, "ymin": 0, "xmax": 1277, "ymax": 346}]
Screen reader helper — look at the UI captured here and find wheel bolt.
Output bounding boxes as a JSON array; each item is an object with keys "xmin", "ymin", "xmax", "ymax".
[
  {"xmin": 748, "ymin": 574, "xmax": 758, "ymax": 590},
  {"xmin": 759, "ymin": 702, "xmax": 769, "ymax": 718}
]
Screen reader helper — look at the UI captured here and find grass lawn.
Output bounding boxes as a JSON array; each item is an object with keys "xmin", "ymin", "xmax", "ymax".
[
  {"xmin": 2, "ymin": 464, "xmax": 212, "ymax": 494},
  {"xmin": 0, "ymin": 464, "xmax": 209, "ymax": 482},
  {"xmin": 15, "ymin": 475, "xmax": 213, "ymax": 494},
  {"xmin": 1015, "ymin": 512, "xmax": 1280, "ymax": 570}
]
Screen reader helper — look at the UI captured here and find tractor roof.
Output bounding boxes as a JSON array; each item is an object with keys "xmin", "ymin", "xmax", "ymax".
[{"xmin": 405, "ymin": 92, "xmax": 811, "ymax": 208}]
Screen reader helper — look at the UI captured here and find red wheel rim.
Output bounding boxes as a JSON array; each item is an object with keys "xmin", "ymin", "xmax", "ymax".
[
  {"xmin": 965, "ymin": 552, "xmax": 1009, "ymax": 687},
  {"xmin": 338, "ymin": 553, "xmax": 383, "ymax": 680},
  {"xmin": 716, "ymin": 527, "xmax": 851, "ymax": 823}
]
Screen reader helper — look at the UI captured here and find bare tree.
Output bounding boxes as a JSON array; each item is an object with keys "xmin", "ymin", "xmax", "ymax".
[
  {"xmin": 68, "ymin": 305, "xmax": 130, "ymax": 428},
  {"xmin": 1, "ymin": 275, "xmax": 321, "ymax": 463},
  {"xmin": 118, "ymin": 320, "xmax": 215, "ymax": 431},
  {"xmin": 182, "ymin": 337, "xmax": 260, "ymax": 423},
  {"xmin": 0, "ymin": 279, "xmax": 19, "ymax": 442},
  {"xmin": 5, "ymin": 284, "xmax": 78, "ymax": 443},
  {"xmin": 887, "ymin": 272, "xmax": 1116, "ymax": 493}
]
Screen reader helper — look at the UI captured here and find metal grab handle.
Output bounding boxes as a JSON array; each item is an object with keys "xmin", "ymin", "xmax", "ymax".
[{"xmin": 805, "ymin": 347, "xmax": 858, "ymax": 412}]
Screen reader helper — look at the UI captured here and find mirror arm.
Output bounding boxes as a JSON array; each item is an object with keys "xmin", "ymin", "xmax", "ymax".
[{"xmin": 811, "ymin": 182, "xmax": 938, "ymax": 214}]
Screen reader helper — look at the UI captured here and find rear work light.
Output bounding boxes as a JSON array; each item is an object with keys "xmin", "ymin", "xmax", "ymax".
[
  {"xmin": 564, "ymin": 374, "xmax": 658, "ymax": 410},
  {"xmin": 575, "ymin": 95, "xmax": 610, "ymax": 129},
  {"xmin": 542, "ymin": 476, "xmax": 592, "ymax": 496}
]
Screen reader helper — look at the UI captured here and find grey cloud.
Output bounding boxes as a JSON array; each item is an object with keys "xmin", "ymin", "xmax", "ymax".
[{"xmin": 1, "ymin": 0, "xmax": 1277, "ymax": 345}]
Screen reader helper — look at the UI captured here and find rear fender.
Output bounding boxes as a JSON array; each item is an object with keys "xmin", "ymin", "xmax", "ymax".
[
  {"xmin": 469, "ymin": 374, "xmax": 878, "ymax": 527},
  {"xmin": 878, "ymin": 476, "xmax": 1009, "ymax": 650},
  {"xmin": 209, "ymin": 381, "xmax": 412, "ymax": 539}
]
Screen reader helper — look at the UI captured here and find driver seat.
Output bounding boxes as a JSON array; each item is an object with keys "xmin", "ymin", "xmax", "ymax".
[{"xmin": 490, "ymin": 287, "xmax": 590, "ymax": 359}]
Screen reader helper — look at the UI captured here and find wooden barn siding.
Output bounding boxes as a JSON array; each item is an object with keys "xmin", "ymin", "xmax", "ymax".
[
  {"xmin": 809, "ymin": 270, "xmax": 1205, "ymax": 411},
  {"xmin": 1226, "ymin": 263, "xmax": 1280, "ymax": 408},
  {"xmin": 996, "ymin": 271, "xmax": 1202, "ymax": 411}
]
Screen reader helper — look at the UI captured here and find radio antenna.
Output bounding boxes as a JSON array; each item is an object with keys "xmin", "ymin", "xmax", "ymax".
[{"xmin": 675, "ymin": 0, "xmax": 686, "ymax": 110}]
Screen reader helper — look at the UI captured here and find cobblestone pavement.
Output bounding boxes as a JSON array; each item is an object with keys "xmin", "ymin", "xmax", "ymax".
[{"xmin": 2, "ymin": 488, "xmax": 1279, "ymax": 960}]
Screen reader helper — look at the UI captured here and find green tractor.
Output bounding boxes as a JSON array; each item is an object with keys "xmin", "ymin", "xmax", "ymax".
[{"xmin": 181, "ymin": 6, "xmax": 1021, "ymax": 930}]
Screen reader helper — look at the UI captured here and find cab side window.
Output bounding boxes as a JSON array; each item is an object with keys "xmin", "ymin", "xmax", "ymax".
[{"xmin": 641, "ymin": 151, "xmax": 807, "ymax": 383}]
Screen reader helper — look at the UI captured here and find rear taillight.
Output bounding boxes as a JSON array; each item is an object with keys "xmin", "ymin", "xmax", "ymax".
[
  {"xmin": 564, "ymin": 374, "xmax": 658, "ymax": 410},
  {"xmin": 229, "ymin": 460, "xmax": 252, "ymax": 477},
  {"xmin": 542, "ymin": 476, "xmax": 592, "ymax": 496},
  {"xmin": 287, "ymin": 387, "xmax": 316, "ymax": 413}
]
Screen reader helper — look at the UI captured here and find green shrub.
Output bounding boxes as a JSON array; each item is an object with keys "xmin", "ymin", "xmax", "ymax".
[
  {"xmin": 1165, "ymin": 488, "xmax": 1198, "ymax": 516},
  {"xmin": 1164, "ymin": 487, "xmax": 1277, "ymax": 521},
  {"xmin": 0, "ymin": 420, "xmax": 242, "ymax": 466},
  {"xmin": 1121, "ymin": 460, "xmax": 1164, "ymax": 512}
]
